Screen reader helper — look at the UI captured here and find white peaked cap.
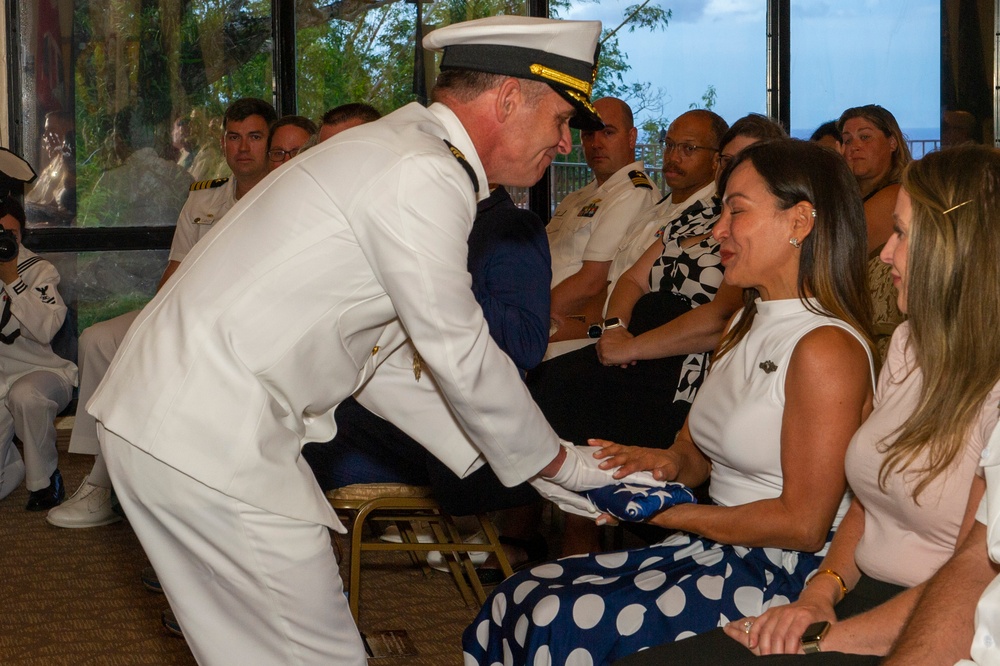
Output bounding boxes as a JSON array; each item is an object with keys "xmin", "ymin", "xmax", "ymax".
[{"xmin": 424, "ymin": 16, "xmax": 604, "ymax": 130}]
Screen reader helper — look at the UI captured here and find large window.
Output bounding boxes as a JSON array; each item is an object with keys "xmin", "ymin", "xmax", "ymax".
[
  {"xmin": 295, "ymin": 1, "xmax": 530, "ymax": 120},
  {"xmin": 4, "ymin": 0, "xmax": 992, "ymax": 335},
  {"xmin": 550, "ymin": 0, "xmax": 767, "ymax": 208},
  {"xmin": 20, "ymin": 0, "xmax": 273, "ymax": 231},
  {"xmin": 789, "ymin": 0, "xmax": 941, "ymax": 156},
  {"xmin": 14, "ymin": 0, "xmax": 275, "ymax": 329}
]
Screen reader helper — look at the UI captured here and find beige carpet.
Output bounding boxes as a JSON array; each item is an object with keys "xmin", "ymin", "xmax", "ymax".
[{"xmin": 0, "ymin": 430, "xmax": 488, "ymax": 665}]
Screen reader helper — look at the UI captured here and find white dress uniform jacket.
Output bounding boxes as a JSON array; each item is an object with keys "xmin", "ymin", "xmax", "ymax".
[
  {"xmin": 548, "ymin": 159, "xmax": 658, "ymax": 287},
  {"xmin": 0, "ymin": 248, "xmax": 77, "ymax": 396},
  {"xmin": 167, "ymin": 177, "xmax": 238, "ymax": 264},
  {"xmin": 89, "ymin": 102, "xmax": 563, "ymax": 530}
]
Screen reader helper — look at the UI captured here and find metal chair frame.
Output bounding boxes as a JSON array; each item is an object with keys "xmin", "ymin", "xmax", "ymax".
[{"xmin": 327, "ymin": 484, "xmax": 514, "ymax": 623}]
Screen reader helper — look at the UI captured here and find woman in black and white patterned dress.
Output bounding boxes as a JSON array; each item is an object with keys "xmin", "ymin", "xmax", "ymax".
[{"xmin": 527, "ymin": 195, "xmax": 737, "ymax": 453}]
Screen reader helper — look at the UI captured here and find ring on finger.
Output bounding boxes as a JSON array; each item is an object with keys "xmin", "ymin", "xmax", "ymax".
[{"xmin": 743, "ymin": 619, "xmax": 754, "ymax": 634}]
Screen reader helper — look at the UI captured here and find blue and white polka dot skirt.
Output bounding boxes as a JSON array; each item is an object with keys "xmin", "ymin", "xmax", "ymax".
[{"xmin": 462, "ymin": 530, "xmax": 831, "ymax": 665}]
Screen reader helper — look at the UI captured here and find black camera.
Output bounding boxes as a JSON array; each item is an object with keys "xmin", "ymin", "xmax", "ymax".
[{"xmin": 0, "ymin": 228, "xmax": 19, "ymax": 262}]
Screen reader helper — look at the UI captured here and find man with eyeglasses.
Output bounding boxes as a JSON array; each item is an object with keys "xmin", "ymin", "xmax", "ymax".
[
  {"xmin": 267, "ymin": 115, "xmax": 318, "ymax": 171},
  {"xmin": 547, "ymin": 97, "xmax": 659, "ymax": 342},
  {"xmin": 603, "ymin": 109, "xmax": 730, "ymax": 304},
  {"xmin": 46, "ymin": 97, "xmax": 277, "ymax": 530}
]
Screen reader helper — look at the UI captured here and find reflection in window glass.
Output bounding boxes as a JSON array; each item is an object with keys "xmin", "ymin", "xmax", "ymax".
[
  {"xmin": 42, "ymin": 249, "xmax": 168, "ymax": 335},
  {"xmin": 18, "ymin": 1, "xmax": 273, "ymax": 229},
  {"xmin": 550, "ymin": 1, "xmax": 766, "ymax": 208},
  {"xmin": 790, "ymin": 1, "xmax": 941, "ymax": 156},
  {"xmin": 296, "ymin": 0, "xmax": 529, "ymax": 123}
]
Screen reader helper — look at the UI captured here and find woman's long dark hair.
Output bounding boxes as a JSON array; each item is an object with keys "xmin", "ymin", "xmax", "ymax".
[{"xmin": 716, "ymin": 139, "xmax": 876, "ymax": 362}]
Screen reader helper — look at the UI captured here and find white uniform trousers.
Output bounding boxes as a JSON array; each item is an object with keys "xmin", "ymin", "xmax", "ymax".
[
  {"xmin": 0, "ymin": 369, "xmax": 74, "ymax": 492},
  {"xmin": 68, "ymin": 309, "xmax": 139, "ymax": 488},
  {"xmin": 100, "ymin": 427, "xmax": 368, "ymax": 666}
]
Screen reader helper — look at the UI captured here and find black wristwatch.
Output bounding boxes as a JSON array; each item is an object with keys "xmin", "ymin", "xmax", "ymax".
[{"xmin": 800, "ymin": 621, "xmax": 830, "ymax": 654}]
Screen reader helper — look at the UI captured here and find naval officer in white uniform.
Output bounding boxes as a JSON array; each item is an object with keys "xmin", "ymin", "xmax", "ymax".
[{"xmin": 89, "ymin": 16, "xmax": 658, "ymax": 665}]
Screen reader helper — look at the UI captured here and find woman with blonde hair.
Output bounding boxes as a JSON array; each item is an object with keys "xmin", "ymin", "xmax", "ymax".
[
  {"xmin": 463, "ymin": 139, "xmax": 877, "ymax": 665},
  {"xmin": 618, "ymin": 143, "xmax": 1000, "ymax": 666}
]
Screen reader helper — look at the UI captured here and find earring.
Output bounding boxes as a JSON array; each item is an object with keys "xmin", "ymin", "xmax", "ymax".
[
  {"xmin": 790, "ymin": 237, "xmax": 801, "ymax": 248},
  {"xmin": 811, "ymin": 209, "xmax": 817, "ymax": 218}
]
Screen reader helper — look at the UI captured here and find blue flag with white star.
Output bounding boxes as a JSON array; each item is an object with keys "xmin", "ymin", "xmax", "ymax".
[{"xmin": 586, "ymin": 482, "xmax": 697, "ymax": 522}]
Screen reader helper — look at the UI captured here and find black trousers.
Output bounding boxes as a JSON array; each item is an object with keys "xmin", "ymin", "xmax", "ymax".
[
  {"xmin": 613, "ymin": 575, "xmax": 904, "ymax": 666},
  {"xmin": 527, "ymin": 290, "xmax": 696, "ymax": 450}
]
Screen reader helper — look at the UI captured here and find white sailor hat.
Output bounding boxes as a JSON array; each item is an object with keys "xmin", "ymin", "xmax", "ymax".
[
  {"xmin": 0, "ymin": 147, "xmax": 36, "ymax": 198},
  {"xmin": 423, "ymin": 16, "xmax": 604, "ymax": 131}
]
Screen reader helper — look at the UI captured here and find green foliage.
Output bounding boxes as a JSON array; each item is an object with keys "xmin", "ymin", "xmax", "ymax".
[
  {"xmin": 63, "ymin": 0, "xmax": 680, "ymax": 326},
  {"xmin": 690, "ymin": 84, "xmax": 717, "ymax": 110},
  {"xmin": 640, "ymin": 118, "xmax": 664, "ymax": 146},
  {"xmin": 553, "ymin": 0, "xmax": 671, "ymax": 147},
  {"xmin": 296, "ymin": 2, "xmax": 424, "ymax": 118},
  {"xmin": 77, "ymin": 294, "xmax": 153, "ymax": 331},
  {"xmin": 296, "ymin": 0, "xmax": 529, "ymax": 119},
  {"xmin": 70, "ymin": 0, "xmax": 679, "ymax": 200}
]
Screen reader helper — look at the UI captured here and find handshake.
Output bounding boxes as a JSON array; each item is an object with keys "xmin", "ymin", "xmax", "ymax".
[{"xmin": 529, "ymin": 442, "xmax": 666, "ymax": 520}]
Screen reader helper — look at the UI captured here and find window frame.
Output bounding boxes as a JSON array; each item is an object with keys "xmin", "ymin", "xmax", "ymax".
[{"xmin": 5, "ymin": 0, "xmax": 999, "ymax": 255}]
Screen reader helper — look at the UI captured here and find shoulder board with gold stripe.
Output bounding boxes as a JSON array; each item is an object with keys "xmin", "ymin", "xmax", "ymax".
[
  {"xmin": 189, "ymin": 177, "xmax": 230, "ymax": 192},
  {"xmin": 443, "ymin": 140, "xmax": 480, "ymax": 194},
  {"xmin": 629, "ymin": 170, "xmax": 653, "ymax": 190}
]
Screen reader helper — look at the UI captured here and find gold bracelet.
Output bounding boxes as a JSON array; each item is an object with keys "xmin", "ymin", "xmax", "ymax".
[{"xmin": 807, "ymin": 569, "xmax": 848, "ymax": 599}]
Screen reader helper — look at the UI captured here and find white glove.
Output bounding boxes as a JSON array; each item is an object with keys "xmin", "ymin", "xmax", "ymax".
[
  {"xmin": 545, "ymin": 442, "xmax": 665, "ymax": 492},
  {"xmin": 529, "ymin": 477, "xmax": 600, "ymax": 519}
]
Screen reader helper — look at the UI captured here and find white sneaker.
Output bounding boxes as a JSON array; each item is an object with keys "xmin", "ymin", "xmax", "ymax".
[
  {"xmin": 379, "ymin": 523, "xmax": 435, "ymax": 544},
  {"xmin": 427, "ymin": 531, "xmax": 488, "ymax": 572},
  {"xmin": 45, "ymin": 476, "xmax": 121, "ymax": 528},
  {"xmin": 0, "ymin": 440, "xmax": 24, "ymax": 501}
]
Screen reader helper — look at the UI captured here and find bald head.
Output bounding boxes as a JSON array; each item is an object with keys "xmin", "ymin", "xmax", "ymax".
[
  {"xmin": 596, "ymin": 98, "xmax": 633, "ymax": 131},
  {"xmin": 660, "ymin": 109, "xmax": 728, "ymax": 202},
  {"xmin": 678, "ymin": 109, "xmax": 728, "ymax": 149},
  {"xmin": 581, "ymin": 97, "xmax": 638, "ymax": 185}
]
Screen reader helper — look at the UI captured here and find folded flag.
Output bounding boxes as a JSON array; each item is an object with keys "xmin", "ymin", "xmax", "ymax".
[{"xmin": 585, "ymin": 482, "xmax": 697, "ymax": 522}]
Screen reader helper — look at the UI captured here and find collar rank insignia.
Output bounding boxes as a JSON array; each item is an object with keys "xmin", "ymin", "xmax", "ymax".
[
  {"xmin": 578, "ymin": 199, "xmax": 601, "ymax": 218},
  {"xmin": 759, "ymin": 360, "xmax": 778, "ymax": 374},
  {"xmin": 629, "ymin": 170, "xmax": 653, "ymax": 189}
]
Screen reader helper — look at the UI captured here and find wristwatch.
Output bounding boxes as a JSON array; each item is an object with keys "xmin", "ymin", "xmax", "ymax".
[
  {"xmin": 588, "ymin": 317, "xmax": 627, "ymax": 339},
  {"xmin": 800, "ymin": 621, "xmax": 830, "ymax": 654}
]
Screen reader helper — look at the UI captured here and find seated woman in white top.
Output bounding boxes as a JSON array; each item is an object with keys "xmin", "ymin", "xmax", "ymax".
[
  {"xmin": 615, "ymin": 144, "xmax": 1000, "ymax": 665},
  {"xmin": 462, "ymin": 139, "xmax": 877, "ymax": 666}
]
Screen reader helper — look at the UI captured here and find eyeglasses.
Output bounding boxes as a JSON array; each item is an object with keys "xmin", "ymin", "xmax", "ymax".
[
  {"xmin": 267, "ymin": 148, "xmax": 301, "ymax": 162},
  {"xmin": 663, "ymin": 140, "xmax": 718, "ymax": 158}
]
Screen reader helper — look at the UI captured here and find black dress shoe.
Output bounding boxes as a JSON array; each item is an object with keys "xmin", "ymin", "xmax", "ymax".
[
  {"xmin": 25, "ymin": 469, "xmax": 65, "ymax": 511},
  {"xmin": 161, "ymin": 608, "xmax": 184, "ymax": 637}
]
